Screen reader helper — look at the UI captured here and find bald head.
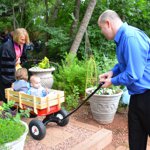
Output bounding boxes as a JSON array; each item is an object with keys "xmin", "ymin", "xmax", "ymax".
[
  {"xmin": 98, "ymin": 10, "xmax": 121, "ymax": 25},
  {"xmin": 98, "ymin": 10, "xmax": 123, "ymax": 40}
]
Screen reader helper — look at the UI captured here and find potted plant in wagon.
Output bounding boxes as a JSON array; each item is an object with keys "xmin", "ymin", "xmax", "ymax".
[
  {"xmin": 29, "ymin": 57, "xmax": 55, "ymax": 88},
  {"xmin": 85, "ymin": 55, "xmax": 123, "ymax": 124},
  {"xmin": 0, "ymin": 101, "xmax": 29, "ymax": 150}
]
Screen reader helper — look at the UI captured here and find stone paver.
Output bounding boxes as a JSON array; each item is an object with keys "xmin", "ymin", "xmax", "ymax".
[
  {"xmin": 24, "ymin": 118, "xmax": 112, "ymax": 150},
  {"xmin": 71, "ymin": 128, "xmax": 112, "ymax": 150},
  {"xmin": 23, "ymin": 116, "xmax": 150, "ymax": 150}
]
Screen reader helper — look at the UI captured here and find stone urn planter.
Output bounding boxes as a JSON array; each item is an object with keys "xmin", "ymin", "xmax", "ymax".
[
  {"xmin": 29, "ymin": 67, "xmax": 55, "ymax": 88},
  {"xmin": 29, "ymin": 57, "xmax": 55, "ymax": 88},
  {"xmin": 86, "ymin": 87, "xmax": 123, "ymax": 124}
]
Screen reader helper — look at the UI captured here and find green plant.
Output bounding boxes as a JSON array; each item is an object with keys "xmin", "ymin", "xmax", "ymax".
[
  {"xmin": 38, "ymin": 57, "xmax": 50, "ymax": 69},
  {"xmin": 85, "ymin": 56, "xmax": 98, "ymax": 91},
  {"xmin": 98, "ymin": 55, "xmax": 117, "ymax": 74},
  {"xmin": 30, "ymin": 57, "xmax": 51, "ymax": 70},
  {"xmin": 65, "ymin": 85, "xmax": 79, "ymax": 110},
  {"xmin": 53, "ymin": 54, "xmax": 88, "ymax": 110},
  {"xmin": 0, "ymin": 101, "xmax": 30, "ymax": 145},
  {"xmin": 94, "ymin": 54, "xmax": 122, "ymax": 95},
  {"xmin": 94, "ymin": 86, "xmax": 122, "ymax": 95}
]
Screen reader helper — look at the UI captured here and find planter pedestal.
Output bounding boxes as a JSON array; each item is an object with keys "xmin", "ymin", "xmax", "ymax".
[{"xmin": 86, "ymin": 87, "xmax": 123, "ymax": 124}]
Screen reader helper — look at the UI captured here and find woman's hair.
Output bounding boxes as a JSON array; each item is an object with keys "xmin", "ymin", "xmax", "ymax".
[
  {"xmin": 13, "ymin": 28, "xmax": 30, "ymax": 44},
  {"xmin": 15, "ymin": 68, "xmax": 28, "ymax": 81}
]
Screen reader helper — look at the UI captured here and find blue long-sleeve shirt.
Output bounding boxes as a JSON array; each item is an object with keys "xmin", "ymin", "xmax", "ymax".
[{"xmin": 111, "ymin": 22, "xmax": 150, "ymax": 95}]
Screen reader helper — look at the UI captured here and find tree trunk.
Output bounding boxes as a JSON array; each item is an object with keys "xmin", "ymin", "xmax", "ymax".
[
  {"xmin": 44, "ymin": 0, "xmax": 49, "ymax": 55},
  {"xmin": 69, "ymin": 0, "xmax": 97, "ymax": 54},
  {"xmin": 70, "ymin": 0, "xmax": 81, "ymax": 38}
]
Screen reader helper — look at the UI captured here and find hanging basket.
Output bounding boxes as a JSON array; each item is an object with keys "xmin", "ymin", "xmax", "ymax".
[{"xmin": 86, "ymin": 87, "xmax": 123, "ymax": 124}]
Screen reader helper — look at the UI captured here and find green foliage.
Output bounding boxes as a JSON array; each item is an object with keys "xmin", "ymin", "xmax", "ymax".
[
  {"xmin": 95, "ymin": 87, "xmax": 121, "ymax": 95},
  {"xmin": 97, "ymin": 55, "xmax": 121, "ymax": 93},
  {"xmin": 85, "ymin": 56, "xmax": 98, "ymax": 89},
  {"xmin": 38, "ymin": 25, "xmax": 70, "ymax": 60},
  {"xmin": 0, "ymin": 101, "xmax": 29, "ymax": 145},
  {"xmin": 78, "ymin": 0, "xmax": 150, "ymax": 63},
  {"xmin": 108, "ymin": 0, "xmax": 150, "ymax": 35},
  {"xmin": 0, "ymin": 101, "xmax": 30, "ymax": 122},
  {"xmin": 38, "ymin": 57, "xmax": 50, "ymax": 69},
  {"xmin": 1, "ymin": 0, "xmax": 150, "ymax": 62},
  {"xmin": 53, "ymin": 52, "xmax": 119, "ymax": 109},
  {"xmin": 78, "ymin": 24, "xmax": 116, "ymax": 62},
  {"xmin": 98, "ymin": 55, "xmax": 117, "ymax": 74},
  {"xmin": 0, "ymin": 119, "xmax": 25, "ymax": 145},
  {"xmin": 54, "ymin": 54, "xmax": 87, "ymax": 94},
  {"xmin": 53, "ymin": 53, "xmax": 101, "ymax": 110},
  {"xmin": 53, "ymin": 54, "xmax": 93, "ymax": 110},
  {"xmin": 65, "ymin": 85, "xmax": 79, "ymax": 110}
]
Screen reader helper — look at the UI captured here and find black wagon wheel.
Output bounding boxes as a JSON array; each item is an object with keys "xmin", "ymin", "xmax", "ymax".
[
  {"xmin": 54, "ymin": 109, "xmax": 69, "ymax": 126},
  {"xmin": 29, "ymin": 120, "xmax": 46, "ymax": 140}
]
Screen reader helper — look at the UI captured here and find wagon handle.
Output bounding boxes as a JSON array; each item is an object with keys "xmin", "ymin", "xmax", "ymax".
[{"xmin": 60, "ymin": 82, "xmax": 104, "ymax": 122}]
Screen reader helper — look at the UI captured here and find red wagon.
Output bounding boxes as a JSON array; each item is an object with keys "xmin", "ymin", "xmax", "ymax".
[{"xmin": 5, "ymin": 88, "xmax": 69, "ymax": 140}]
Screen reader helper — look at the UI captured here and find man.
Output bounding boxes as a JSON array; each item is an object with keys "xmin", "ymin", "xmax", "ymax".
[{"xmin": 98, "ymin": 10, "xmax": 150, "ymax": 150}]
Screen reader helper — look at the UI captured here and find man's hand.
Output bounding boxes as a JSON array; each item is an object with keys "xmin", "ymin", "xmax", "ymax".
[
  {"xmin": 99, "ymin": 71, "xmax": 113, "ymax": 80},
  {"xmin": 99, "ymin": 71, "xmax": 113, "ymax": 88},
  {"xmin": 100, "ymin": 78, "xmax": 112, "ymax": 88}
]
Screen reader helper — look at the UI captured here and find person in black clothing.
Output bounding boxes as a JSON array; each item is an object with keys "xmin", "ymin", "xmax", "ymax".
[{"xmin": 0, "ymin": 28, "xmax": 30, "ymax": 104}]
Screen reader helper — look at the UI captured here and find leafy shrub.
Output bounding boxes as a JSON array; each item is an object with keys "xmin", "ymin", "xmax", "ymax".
[{"xmin": 53, "ymin": 54, "xmax": 87, "ymax": 110}]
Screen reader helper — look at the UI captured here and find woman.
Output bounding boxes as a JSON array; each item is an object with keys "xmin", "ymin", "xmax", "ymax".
[{"xmin": 0, "ymin": 28, "xmax": 30, "ymax": 103}]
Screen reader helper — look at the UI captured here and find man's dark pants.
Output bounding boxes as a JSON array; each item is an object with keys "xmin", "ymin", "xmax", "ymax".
[{"xmin": 129, "ymin": 90, "xmax": 150, "ymax": 150}]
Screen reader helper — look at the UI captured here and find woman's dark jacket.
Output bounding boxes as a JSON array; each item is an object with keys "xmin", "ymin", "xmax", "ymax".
[{"xmin": 0, "ymin": 39, "xmax": 27, "ymax": 85}]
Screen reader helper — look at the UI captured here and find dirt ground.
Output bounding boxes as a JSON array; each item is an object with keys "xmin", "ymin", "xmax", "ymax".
[{"xmin": 71, "ymin": 103, "xmax": 129, "ymax": 148}]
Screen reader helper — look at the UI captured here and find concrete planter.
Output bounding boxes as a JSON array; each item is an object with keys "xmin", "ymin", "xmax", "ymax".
[
  {"xmin": 86, "ymin": 87, "xmax": 123, "ymax": 124},
  {"xmin": 29, "ymin": 67, "xmax": 55, "ymax": 88},
  {"xmin": 3, "ymin": 121, "xmax": 28, "ymax": 150}
]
